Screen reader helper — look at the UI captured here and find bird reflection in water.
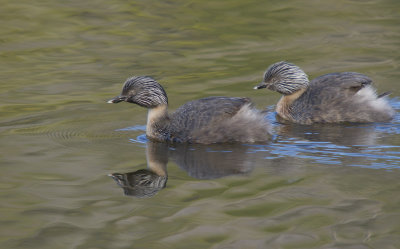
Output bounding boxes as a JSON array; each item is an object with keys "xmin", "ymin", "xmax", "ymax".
[
  {"xmin": 109, "ymin": 118, "xmax": 387, "ymax": 198},
  {"xmin": 109, "ymin": 141, "xmax": 168, "ymax": 198},
  {"xmin": 109, "ymin": 141, "xmax": 256, "ymax": 198}
]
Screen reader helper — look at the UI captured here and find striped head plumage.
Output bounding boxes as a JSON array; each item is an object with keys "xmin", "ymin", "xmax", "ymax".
[
  {"xmin": 108, "ymin": 76, "xmax": 168, "ymax": 108},
  {"xmin": 254, "ymin": 61, "xmax": 309, "ymax": 95}
]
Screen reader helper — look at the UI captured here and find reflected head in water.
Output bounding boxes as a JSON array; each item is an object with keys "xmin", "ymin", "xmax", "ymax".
[
  {"xmin": 254, "ymin": 61, "xmax": 395, "ymax": 124},
  {"xmin": 108, "ymin": 76, "xmax": 272, "ymax": 144},
  {"xmin": 109, "ymin": 170, "xmax": 167, "ymax": 198},
  {"xmin": 109, "ymin": 141, "xmax": 168, "ymax": 198}
]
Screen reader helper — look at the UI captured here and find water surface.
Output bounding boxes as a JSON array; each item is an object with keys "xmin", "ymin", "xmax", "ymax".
[{"xmin": 1, "ymin": 0, "xmax": 400, "ymax": 248}]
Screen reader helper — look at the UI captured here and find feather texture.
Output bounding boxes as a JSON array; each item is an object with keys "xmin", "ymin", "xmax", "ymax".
[
  {"xmin": 256, "ymin": 62, "xmax": 395, "ymax": 124},
  {"xmin": 109, "ymin": 76, "xmax": 272, "ymax": 143}
]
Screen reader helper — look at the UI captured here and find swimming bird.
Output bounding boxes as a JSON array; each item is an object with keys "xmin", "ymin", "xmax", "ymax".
[
  {"xmin": 254, "ymin": 61, "xmax": 395, "ymax": 124},
  {"xmin": 108, "ymin": 76, "xmax": 272, "ymax": 143}
]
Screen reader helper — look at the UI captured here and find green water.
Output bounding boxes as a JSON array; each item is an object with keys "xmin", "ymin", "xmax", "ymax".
[{"xmin": 1, "ymin": 0, "xmax": 400, "ymax": 248}]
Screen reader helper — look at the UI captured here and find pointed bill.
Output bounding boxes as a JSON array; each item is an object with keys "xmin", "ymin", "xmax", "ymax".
[
  {"xmin": 253, "ymin": 82, "xmax": 268, "ymax": 90},
  {"xmin": 107, "ymin": 96, "xmax": 126, "ymax": 103}
]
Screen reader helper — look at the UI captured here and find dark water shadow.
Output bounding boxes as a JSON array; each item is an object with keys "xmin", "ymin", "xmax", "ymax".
[
  {"xmin": 109, "ymin": 141, "xmax": 261, "ymax": 198},
  {"xmin": 277, "ymin": 122, "xmax": 380, "ymax": 146}
]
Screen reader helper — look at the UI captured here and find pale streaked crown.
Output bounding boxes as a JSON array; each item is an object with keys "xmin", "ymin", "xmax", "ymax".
[
  {"xmin": 120, "ymin": 76, "xmax": 168, "ymax": 108},
  {"xmin": 263, "ymin": 61, "xmax": 309, "ymax": 95}
]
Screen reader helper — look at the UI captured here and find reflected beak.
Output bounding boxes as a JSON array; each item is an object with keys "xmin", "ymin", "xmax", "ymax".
[
  {"xmin": 108, "ymin": 173, "xmax": 126, "ymax": 187},
  {"xmin": 107, "ymin": 96, "xmax": 126, "ymax": 103},
  {"xmin": 253, "ymin": 82, "xmax": 268, "ymax": 90}
]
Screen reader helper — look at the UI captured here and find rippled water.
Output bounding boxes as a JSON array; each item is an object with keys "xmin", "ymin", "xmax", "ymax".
[{"xmin": 1, "ymin": 0, "xmax": 400, "ymax": 248}]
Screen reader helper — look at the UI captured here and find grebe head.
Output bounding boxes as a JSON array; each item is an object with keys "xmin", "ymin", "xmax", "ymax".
[
  {"xmin": 254, "ymin": 61, "xmax": 309, "ymax": 95},
  {"xmin": 108, "ymin": 76, "xmax": 168, "ymax": 108}
]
